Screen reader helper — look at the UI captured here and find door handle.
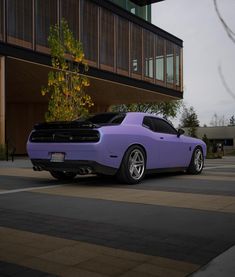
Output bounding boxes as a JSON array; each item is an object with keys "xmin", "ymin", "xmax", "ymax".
[{"xmin": 160, "ymin": 137, "xmax": 164, "ymax": 140}]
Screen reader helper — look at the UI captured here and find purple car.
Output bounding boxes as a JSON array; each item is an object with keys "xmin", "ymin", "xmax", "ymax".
[{"xmin": 27, "ymin": 112, "xmax": 206, "ymax": 184}]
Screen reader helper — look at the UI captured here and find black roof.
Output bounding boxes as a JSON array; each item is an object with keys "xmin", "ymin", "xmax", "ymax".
[{"xmin": 130, "ymin": 0, "xmax": 164, "ymax": 6}]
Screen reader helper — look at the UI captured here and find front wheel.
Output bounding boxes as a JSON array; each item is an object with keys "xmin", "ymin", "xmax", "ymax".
[
  {"xmin": 117, "ymin": 146, "xmax": 146, "ymax": 184},
  {"xmin": 50, "ymin": 171, "xmax": 77, "ymax": 180},
  {"xmin": 187, "ymin": 147, "xmax": 204, "ymax": 174}
]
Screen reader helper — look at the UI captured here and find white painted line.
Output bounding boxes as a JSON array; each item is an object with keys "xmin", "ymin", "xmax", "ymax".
[
  {"xmin": 204, "ymin": 165, "xmax": 235, "ymax": 170},
  {"xmin": 0, "ymin": 185, "xmax": 63, "ymax": 195}
]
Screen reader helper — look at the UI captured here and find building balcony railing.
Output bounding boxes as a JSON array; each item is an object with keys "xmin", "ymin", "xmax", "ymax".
[{"xmin": 0, "ymin": 0, "xmax": 183, "ymax": 92}]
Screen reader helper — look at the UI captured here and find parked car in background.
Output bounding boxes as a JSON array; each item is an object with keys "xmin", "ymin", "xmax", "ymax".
[{"xmin": 27, "ymin": 112, "xmax": 206, "ymax": 184}]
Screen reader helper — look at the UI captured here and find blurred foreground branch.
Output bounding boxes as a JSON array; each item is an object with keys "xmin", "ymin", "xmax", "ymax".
[
  {"xmin": 218, "ymin": 65, "xmax": 235, "ymax": 101},
  {"xmin": 213, "ymin": 0, "xmax": 235, "ymax": 44}
]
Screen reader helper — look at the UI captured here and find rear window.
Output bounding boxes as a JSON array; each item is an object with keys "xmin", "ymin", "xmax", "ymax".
[{"xmin": 83, "ymin": 113, "xmax": 126, "ymax": 125}]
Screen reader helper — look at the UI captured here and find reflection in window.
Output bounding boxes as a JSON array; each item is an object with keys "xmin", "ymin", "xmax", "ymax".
[
  {"xmin": 152, "ymin": 118, "xmax": 177, "ymax": 135},
  {"xmin": 7, "ymin": 0, "xmax": 33, "ymax": 47},
  {"xmin": 131, "ymin": 8, "xmax": 136, "ymax": 14},
  {"xmin": 155, "ymin": 36, "xmax": 165, "ymax": 81},
  {"xmin": 61, "ymin": 0, "xmax": 79, "ymax": 39},
  {"xmin": 143, "ymin": 117, "xmax": 154, "ymax": 131},
  {"xmin": 80, "ymin": 0, "xmax": 98, "ymax": 64},
  {"xmin": 100, "ymin": 8, "xmax": 114, "ymax": 68},
  {"xmin": 117, "ymin": 17, "xmax": 129, "ymax": 73},
  {"xmin": 166, "ymin": 41, "xmax": 174, "ymax": 84},
  {"xmin": 0, "ymin": 0, "xmax": 3, "ymax": 41},
  {"xmin": 110, "ymin": 0, "xmax": 151, "ymax": 22},
  {"xmin": 36, "ymin": 0, "xmax": 57, "ymax": 48},
  {"xmin": 131, "ymin": 24, "xmax": 142, "ymax": 75},
  {"xmin": 144, "ymin": 30, "xmax": 154, "ymax": 79},
  {"xmin": 175, "ymin": 46, "xmax": 180, "ymax": 86}
]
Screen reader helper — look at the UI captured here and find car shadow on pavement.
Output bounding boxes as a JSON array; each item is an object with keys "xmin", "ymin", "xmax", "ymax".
[
  {"xmin": 71, "ymin": 171, "xmax": 186, "ymax": 187},
  {"xmin": 0, "ymin": 171, "xmax": 187, "ymax": 191}
]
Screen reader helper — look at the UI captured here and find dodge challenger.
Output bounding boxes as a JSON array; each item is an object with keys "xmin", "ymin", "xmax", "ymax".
[{"xmin": 27, "ymin": 112, "xmax": 206, "ymax": 184}]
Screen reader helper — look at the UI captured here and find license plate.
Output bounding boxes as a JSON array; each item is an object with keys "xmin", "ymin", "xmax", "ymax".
[{"xmin": 50, "ymin": 153, "xmax": 65, "ymax": 163}]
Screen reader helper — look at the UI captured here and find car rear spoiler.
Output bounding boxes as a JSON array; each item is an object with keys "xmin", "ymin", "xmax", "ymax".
[{"xmin": 34, "ymin": 121, "xmax": 99, "ymax": 130}]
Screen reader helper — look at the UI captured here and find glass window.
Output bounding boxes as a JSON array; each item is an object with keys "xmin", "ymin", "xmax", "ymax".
[
  {"xmin": 152, "ymin": 118, "xmax": 177, "ymax": 135},
  {"xmin": 109, "ymin": 0, "xmax": 127, "ymax": 9},
  {"xmin": 144, "ymin": 30, "xmax": 154, "ymax": 79},
  {"xmin": 110, "ymin": 114, "xmax": 126, "ymax": 124},
  {"xmin": 61, "ymin": 0, "xmax": 79, "ymax": 40},
  {"xmin": 36, "ymin": 0, "xmax": 57, "ymax": 48},
  {"xmin": 0, "ymin": 0, "xmax": 3, "ymax": 41},
  {"xmin": 166, "ymin": 41, "xmax": 174, "ymax": 84},
  {"xmin": 224, "ymin": 139, "xmax": 233, "ymax": 146},
  {"xmin": 117, "ymin": 17, "xmax": 129, "ymax": 73},
  {"xmin": 143, "ymin": 117, "xmax": 177, "ymax": 134},
  {"xmin": 131, "ymin": 8, "xmax": 136, "ymax": 14},
  {"xmin": 175, "ymin": 46, "xmax": 181, "ymax": 87},
  {"xmin": 80, "ymin": 0, "xmax": 98, "ymax": 64},
  {"xmin": 155, "ymin": 36, "xmax": 165, "ymax": 82},
  {"xmin": 100, "ymin": 8, "xmax": 114, "ymax": 68},
  {"xmin": 143, "ymin": 117, "xmax": 154, "ymax": 131},
  {"xmin": 110, "ymin": 0, "xmax": 151, "ymax": 22},
  {"xmin": 131, "ymin": 24, "xmax": 142, "ymax": 76},
  {"xmin": 7, "ymin": 0, "xmax": 33, "ymax": 48},
  {"xmin": 87, "ymin": 113, "xmax": 126, "ymax": 124}
]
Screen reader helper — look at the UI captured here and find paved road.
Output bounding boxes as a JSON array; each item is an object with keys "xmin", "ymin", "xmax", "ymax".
[{"xmin": 0, "ymin": 157, "xmax": 235, "ymax": 276}]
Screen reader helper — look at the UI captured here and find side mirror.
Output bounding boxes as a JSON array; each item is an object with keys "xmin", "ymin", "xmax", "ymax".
[{"xmin": 177, "ymin": 128, "xmax": 185, "ymax": 137}]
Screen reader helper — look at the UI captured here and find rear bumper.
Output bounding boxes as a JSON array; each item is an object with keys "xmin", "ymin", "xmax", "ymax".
[{"xmin": 31, "ymin": 159, "xmax": 117, "ymax": 176}]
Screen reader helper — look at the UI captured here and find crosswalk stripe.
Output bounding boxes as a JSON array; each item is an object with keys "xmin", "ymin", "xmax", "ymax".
[
  {"xmin": 204, "ymin": 165, "xmax": 235, "ymax": 170},
  {"xmin": 0, "ymin": 226, "xmax": 199, "ymax": 277},
  {"xmin": 33, "ymin": 185, "xmax": 235, "ymax": 214},
  {"xmin": 0, "ymin": 185, "xmax": 63, "ymax": 195}
]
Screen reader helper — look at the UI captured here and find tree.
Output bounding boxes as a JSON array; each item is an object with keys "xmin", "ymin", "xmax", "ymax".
[
  {"xmin": 180, "ymin": 106, "xmax": 200, "ymax": 137},
  {"xmin": 202, "ymin": 134, "xmax": 211, "ymax": 153},
  {"xmin": 210, "ymin": 113, "xmax": 227, "ymax": 126},
  {"xmin": 41, "ymin": 19, "xmax": 93, "ymax": 122},
  {"xmin": 229, "ymin": 115, "xmax": 235, "ymax": 126},
  {"xmin": 111, "ymin": 100, "xmax": 182, "ymax": 121}
]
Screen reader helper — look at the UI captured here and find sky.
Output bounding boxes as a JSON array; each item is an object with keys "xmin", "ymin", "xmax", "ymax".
[{"xmin": 152, "ymin": 0, "xmax": 235, "ymax": 126}]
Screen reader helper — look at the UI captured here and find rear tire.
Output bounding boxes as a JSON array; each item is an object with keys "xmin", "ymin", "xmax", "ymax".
[
  {"xmin": 117, "ymin": 145, "xmax": 146, "ymax": 184},
  {"xmin": 187, "ymin": 147, "xmax": 204, "ymax": 174},
  {"xmin": 50, "ymin": 171, "xmax": 76, "ymax": 180}
]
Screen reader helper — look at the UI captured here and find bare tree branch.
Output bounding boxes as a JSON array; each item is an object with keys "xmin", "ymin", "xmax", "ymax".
[
  {"xmin": 218, "ymin": 65, "xmax": 235, "ymax": 101},
  {"xmin": 213, "ymin": 0, "xmax": 235, "ymax": 44}
]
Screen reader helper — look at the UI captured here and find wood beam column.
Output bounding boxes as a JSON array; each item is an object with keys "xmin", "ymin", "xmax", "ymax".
[{"xmin": 0, "ymin": 56, "xmax": 5, "ymax": 145}]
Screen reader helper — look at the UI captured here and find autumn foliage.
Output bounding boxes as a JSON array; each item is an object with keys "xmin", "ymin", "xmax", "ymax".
[{"xmin": 41, "ymin": 19, "xmax": 93, "ymax": 121}]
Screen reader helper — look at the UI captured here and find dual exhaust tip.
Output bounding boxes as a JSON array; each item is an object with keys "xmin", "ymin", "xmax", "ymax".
[
  {"xmin": 77, "ymin": 167, "xmax": 93, "ymax": 175},
  {"xmin": 33, "ymin": 166, "xmax": 93, "ymax": 175},
  {"xmin": 33, "ymin": 166, "xmax": 42, "ymax": 171}
]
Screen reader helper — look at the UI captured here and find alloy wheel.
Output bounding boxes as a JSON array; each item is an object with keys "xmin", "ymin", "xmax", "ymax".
[
  {"xmin": 128, "ymin": 149, "xmax": 145, "ymax": 180},
  {"xmin": 194, "ymin": 149, "xmax": 203, "ymax": 172}
]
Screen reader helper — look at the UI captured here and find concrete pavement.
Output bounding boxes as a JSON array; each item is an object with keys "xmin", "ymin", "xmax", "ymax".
[
  {"xmin": 0, "ymin": 156, "xmax": 235, "ymax": 276},
  {"xmin": 191, "ymin": 245, "xmax": 235, "ymax": 277}
]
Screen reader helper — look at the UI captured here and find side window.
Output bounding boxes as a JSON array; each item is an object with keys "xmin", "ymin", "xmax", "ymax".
[
  {"xmin": 152, "ymin": 118, "xmax": 177, "ymax": 135},
  {"xmin": 143, "ymin": 117, "xmax": 154, "ymax": 131}
]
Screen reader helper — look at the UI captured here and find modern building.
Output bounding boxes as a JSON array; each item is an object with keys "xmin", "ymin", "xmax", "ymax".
[
  {"xmin": 195, "ymin": 126, "xmax": 235, "ymax": 154},
  {"xmin": 0, "ymin": 0, "xmax": 183, "ymax": 154},
  {"xmin": 109, "ymin": 0, "xmax": 152, "ymax": 22}
]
